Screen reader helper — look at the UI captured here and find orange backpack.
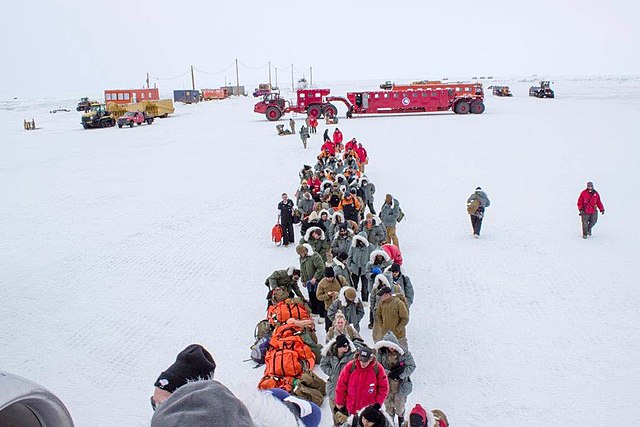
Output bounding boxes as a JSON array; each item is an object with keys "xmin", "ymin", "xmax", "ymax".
[
  {"xmin": 267, "ymin": 299, "xmax": 310, "ymax": 326},
  {"xmin": 264, "ymin": 340, "xmax": 305, "ymax": 377},
  {"xmin": 267, "ymin": 324, "xmax": 316, "ymax": 372}
]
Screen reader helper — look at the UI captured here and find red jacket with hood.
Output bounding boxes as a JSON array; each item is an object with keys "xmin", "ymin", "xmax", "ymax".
[
  {"xmin": 334, "ymin": 357, "xmax": 388, "ymax": 415},
  {"xmin": 333, "ymin": 129, "xmax": 343, "ymax": 144}
]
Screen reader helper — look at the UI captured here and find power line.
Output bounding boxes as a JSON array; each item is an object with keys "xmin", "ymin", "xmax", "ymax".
[
  {"xmin": 193, "ymin": 61, "xmax": 236, "ymax": 75},
  {"xmin": 238, "ymin": 61, "xmax": 269, "ymax": 70},
  {"xmin": 149, "ymin": 71, "xmax": 191, "ymax": 80}
]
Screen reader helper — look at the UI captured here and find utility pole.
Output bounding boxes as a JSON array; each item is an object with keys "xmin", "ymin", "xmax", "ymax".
[
  {"xmin": 275, "ymin": 67, "xmax": 278, "ymax": 89},
  {"xmin": 291, "ymin": 64, "xmax": 294, "ymax": 91},
  {"xmin": 235, "ymin": 58, "xmax": 240, "ymax": 96},
  {"xmin": 191, "ymin": 65, "xmax": 195, "ymax": 91},
  {"xmin": 310, "ymin": 67, "xmax": 313, "ymax": 87},
  {"xmin": 268, "ymin": 61, "xmax": 272, "ymax": 88},
  {"xmin": 146, "ymin": 72, "xmax": 150, "ymax": 89}
]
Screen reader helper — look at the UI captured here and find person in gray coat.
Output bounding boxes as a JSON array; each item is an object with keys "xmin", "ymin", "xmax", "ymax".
[
  {"xmin": 320, "ymin": 334, "xmax": 357, "ymax": 408},
  {"xmin": 298, "ymin": 191, "xmax": 315, "ymax": 217},
  {"xmin": 373, "ymin": 331, "xmax": 416, "ymax": 427},
  {"xmin": 331, "ymin": 225, "xmax": 353, "ymax": 258},
  {"xmin": 332, "ymin": 252, "xmax": 353, "ymax": 287},
  {"xmin": 347, "ymin": 234, "xmax": 373, "ymax": 302},
  {"xmin": 359, "ymin": 176, "xmax": 376, "ymax": 214},
  {"xmin": 466, "ymin": 186, "xmax": 491, "ymax": 238},
  {"xmin": 359, "ymin": 213, "xmax": 387, "ymax": 247},
  {"xmin": 327, "ymin": 286, "xmax": 365, "ymax": 331},
  {"xmin": 383, "ymin": 263, "xmax": 414, "ymax": 307},
  {"xmin": 327, "ymin": 210, "xmax": 346, "ymax": 242},
  {"xmin": 380, "ymin": 194, "xmax": 401, "ymax": 247}
]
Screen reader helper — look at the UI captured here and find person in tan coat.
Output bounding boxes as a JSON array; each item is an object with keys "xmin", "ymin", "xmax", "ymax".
[
  {"xmin": 373, "ymin": 286, "xmax": 409, "ymax": 350},
  {"xmin": 316, "ymin": 267, "xmax": 347, "ymax": 331}
]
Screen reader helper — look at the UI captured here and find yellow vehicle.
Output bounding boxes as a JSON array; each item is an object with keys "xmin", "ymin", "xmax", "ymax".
[{"xmin": 106, "ymin": 99, "xmax": 175, "ymax": 120}]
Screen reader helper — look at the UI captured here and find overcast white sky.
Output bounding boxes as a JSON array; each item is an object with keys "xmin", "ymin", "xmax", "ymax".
[{"xmin": 3, "ymin": 0, "xmax": 639, "ymax": 96}]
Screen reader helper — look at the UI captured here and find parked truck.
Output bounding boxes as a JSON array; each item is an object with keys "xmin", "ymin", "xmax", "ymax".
[
  {"xmin": 254, "ymin": 89, "xmax": 336, "ymax": 121},
  {"xmin": 253, "ymin": 83, "xmax": 272, "ymax": 97},
  {"xmin": 492, "ymin": 86, "xmax": 513, "ymax": 97},
  {"xmin": 76, "ymin": 97, "xmax": 98, "ymax": 112},
  {"xmin": 529, "ymin": 81, "xmax": 555, "ymax": 98},
  {"xmin": 117, "ymin": 111, "xmax": 154, "ymax": 128},
  {"xmin": 81, "ymin": 104, "xmax": 116, "ymax": 129}
]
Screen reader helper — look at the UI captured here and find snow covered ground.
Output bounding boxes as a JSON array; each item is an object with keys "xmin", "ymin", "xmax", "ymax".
[{"xmin": 1, "ymin": 76, "xmax": 640, "ymax": 426}]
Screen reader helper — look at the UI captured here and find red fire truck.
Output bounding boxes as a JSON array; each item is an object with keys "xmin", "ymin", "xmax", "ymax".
[{"xmin": 254, "ymin": 84, "xmax": 485, "ymax": 120}]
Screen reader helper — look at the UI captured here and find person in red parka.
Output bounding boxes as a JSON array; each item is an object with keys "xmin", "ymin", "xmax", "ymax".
[
  {"xmin": 309, "ymin": 115, "xmax": 318, "ymax": 134},
  {"xmin": 577, "ymin": 181, "xmax": 605, "ymax": 239},
  {"xmin": 333, "ymin": 128, "xmax": 343, "ymax": 145},
  {"xmin": 345, "ymin": 138, "xmax": 358, "ymax": 153},
  {"xmin": 321, "ymin": 139, "xmax": 336, "ymax": 156},
  {"xmin": 334, "ymin": 346, "xmax": 388, "ymax": 420}
]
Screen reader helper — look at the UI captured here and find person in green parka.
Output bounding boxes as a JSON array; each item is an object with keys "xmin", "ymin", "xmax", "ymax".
[
  {"xmin": 264, "ymin": 266, "xmax": 304, "ymax": 305},
  {"xmin": 300, "ymin": 226, "xmax": 331, "ymax": 263},
  {"xmin": 297, "ymin": 243, "xmax": 326, "ymax": 319}
]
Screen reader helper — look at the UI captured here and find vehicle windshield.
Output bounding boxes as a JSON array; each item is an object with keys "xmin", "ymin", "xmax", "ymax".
[
  {"xmin": 90, "ymin": 105, "xmax": 105, "ymax": 113},
  {"xmin": 124, "ymin": 112, "xmax": 136, "ymax": 117}
]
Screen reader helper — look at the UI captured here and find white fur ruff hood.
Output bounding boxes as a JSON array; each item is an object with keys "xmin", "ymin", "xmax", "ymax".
[
  {"xmin": 351, "ymin": 234, "xmax": 369, "ymax": 248},
  {"xmin": 337, "ymin": 286, "xmax": 361, "ymax": 306},
  {"xmin": 232, "ymin": 387, "xmax": 305, "ymax": 427},
  {"xmin": 321, "ymin": 336, "xmax": 356, "ymax": 356},
  {"xmin": 369, "ymin": 249, "xmax": 391, "ymax": 264},
  {"xmin": 304, "ymin": 226, "xmax": 326, "ymax": 242},
  {"xmin": 331, "ymin": 211, "xmax": 345, "ymax": 224},
  {"xmin": 302, "ymin": 243, "xmax": 314, "ymax": 256}
]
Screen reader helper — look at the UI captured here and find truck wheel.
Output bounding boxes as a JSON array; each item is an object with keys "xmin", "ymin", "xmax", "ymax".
[
  {"xmin": 454, "ymin": 101, "xmax": 469, "ymax": 114},
  {"xmin": 470, "ymin": 101, "xmax": 485, "ymax": 114},
  {"xmin": 307, "ymin": 105, "xmax": 322, "ymax": 118},
  {"xmin": 130, "ymin": 121, "xmax": 134, "ymax": 128},
  {"xmin": 82, "ymin": 124, "xmax": 89, "ymax": 129},
  {"xmin": 265, "ymin": 106, "xmax": 282, "ymax": 121},
  {"xmin": 147, "ymin": 119, "xmax": 153, "ymax": 125},
  {"xmin": 118, "ymin": 124, "xmax": 123, "ymax": 128},
  {"xmin": 323, "ymin": 104, "xmax": 337, "ymax": 118}
]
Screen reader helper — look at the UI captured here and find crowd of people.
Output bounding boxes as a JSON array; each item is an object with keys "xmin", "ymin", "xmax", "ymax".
[{"xmin": 266, "ymin": 126, "xmax": 448, "ymax": 426}]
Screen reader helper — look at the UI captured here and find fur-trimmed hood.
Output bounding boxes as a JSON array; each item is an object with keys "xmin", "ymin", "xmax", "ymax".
[
  {"xmin": 304, "ymin": 226, "xmax": 326, "ymax": 242},
  {"xmin": 362, "ymin": 215, "xmax": 382, "ymax": 227},
  {"xmin": 351, "ymin": 234, "xmax": 370, "ymax": 248},
  {"xmin": 319, "ymin": 209, "xmax": 331, "ymax": 219},
  {"xmin": 287, "ymin": 266, "xmax": 297, "ymax": 276},
  {"xmin": 383, "ymin": 264, "xmax": 407, "ymax": 277},
  {"xmin": 373, "ymin": 331, "xmax": 404, "ymax": 355},
  {"xmin": 373, "ymin": 274, "xmax": 390, "ymax": 289},
  {"xmin": 231, "ymin": 386, "xmax": 306, "ymax": 427},
  {"xmin": 332, "ymin": 257, "xmax": 346, "ymax": 269},
  {"xmin": 331, "ymin": 211, "xmax": 345, "ymax": 224},
  {"xmin": 335, "ymin": 173, "xmax": 347, "ymax": 183},
  {"xmin": 369, "ymin": 249, "xmax": 391, "ymax": 264},
  {"xmin": 299, "ymin": 243, "xmax": 315, "ymax": 256},
  {"xmin": 321, "ymin": 180, "xmax": 333, "ymax": 190},
  {"xmin": 321, "ymin": 336, "xmax": 356, "ymax": 357},
  {"xmin": 337, "ymin": 286, "xmax": 361, "ymax": 306},
  {"xmin": 358, "ymin": 176, "xmax": 370, "ymax": 186}
]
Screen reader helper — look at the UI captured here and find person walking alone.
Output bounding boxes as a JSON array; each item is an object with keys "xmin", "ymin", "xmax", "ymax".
[
  {"xmin": 577, "ymin": 181, "xmax": 605, "ymax": 239},
  {"xmin": 466, "ymin": 187, "xmax": 490, "ymax": 238}
]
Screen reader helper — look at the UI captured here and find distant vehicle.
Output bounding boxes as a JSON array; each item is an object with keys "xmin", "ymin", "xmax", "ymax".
[
  {"xmin": 492, "ymin": 86, "xmax": 513, "ymax": 97},
  {"xmin": 0, "ymin": 370, "xmax": 74, "ymax": 426},
  {"xmin": 529, "ymin": 81, "xmax": 555, "ymax": 98},
  {"xmin": 472, "ymin": 76, "xmax": 478, "ymax": 80},
  {"xmin": 117, "ymin": 111, "xmax": 153, "ymax": 128},
  {"xmin": 479, "ymin": 76, "xmax": 486, "ymax": 79},
  {"xmin": 81, "ymin": 104, "xmax": 115, "ymax": 129},
  {"xmin": 297, "ymin": 77, "xmax": 308, "ymax": 90},
  {"xmin": 380, "ymin": 81, "xmax": 393, "ymax": 90},
  {"xmin": 487, "ymin": 76, "xmax": 493, "ymax": 80},
  {"xmin": 50, "ymin": 108, "xmax": 70, "ymax": 113},
  {"xmin": 253, "ymin": 83, "xmax": 272, "ymax": 97},
  {"xmin": 76, "ymin": 97, "xmax": 98, "ymax": 112}
]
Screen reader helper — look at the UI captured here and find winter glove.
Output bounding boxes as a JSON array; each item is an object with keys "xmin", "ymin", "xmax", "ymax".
[
  {"xmin": 601, "ymin": 210, "xmax": 605, "ymax": 215},
  {"xmin": 578, "ymin": 210, "xmax": 584, "ymax": 216},
  {"xmin": 333, "ymin": 406, "xmax": 348, "ymax": 425},
  {"xmin": 388, "ymin": 362, "xmax": 405, "ymax": 380}
]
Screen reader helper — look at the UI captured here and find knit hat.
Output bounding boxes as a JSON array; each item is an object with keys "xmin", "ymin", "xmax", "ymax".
[
  {"xmin": 337, "ymin": 251, "xmax": 348, "ymax": 262},
  {"xmin": 335, "ymin": 334, "xmax": 349, "ymax": 349},
  {"xmin": 361, "ymin": 403, "xmax": 384, "ymax": 425},
  {"xmin": 587, "ymin": 181, "xmax": 594, "ymax": 187},
  {"xmin": 344, "ymin": 287, "xmax": 357, "ymax": 301},
  {"xmin": 151, "ymin": 380, "xmax": 252, "ymax": 427},
  {"xmin": 390, "ymin": 263, "xmax": 401, "ymax": 273},
  {"xmin": 266, "ymin": 388, "xmax": 321, "ymax": 427},
  {"xmin": 296, "ymin": 245, "xmax": 308, "ymax": 256},
  {"xmin": 154, "ymin": 345, "xmax": 216, "ymax": 393},
  {"xmin": 324, "ymin": 267, "xmax": 335, "ymax": 278},
  {"xmin": 376, "ymin": 285, "xmax": 392, "ymax": 297},
  {"xmin": 409, "ymin": 403, "xmax": 427, "ymax": 427},
  {"xmin": 475, "ymin": 187, "xmax": 482, "ymax": 190}
]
